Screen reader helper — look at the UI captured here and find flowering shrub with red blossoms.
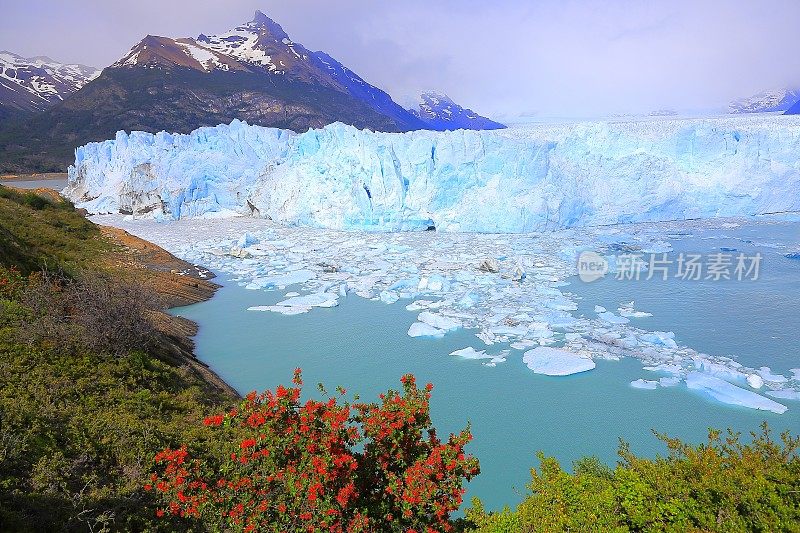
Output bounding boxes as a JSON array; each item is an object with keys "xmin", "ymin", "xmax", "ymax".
[{"xmin": 147, "ymin": 370, "xmax": 479, "ymax": 532}]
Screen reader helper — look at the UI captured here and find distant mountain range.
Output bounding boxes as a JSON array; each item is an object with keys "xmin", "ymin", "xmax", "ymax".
[
  {"xmin": 0, "ymin": 11, "xmax": 503, "ymax": 173},
  {"xmin": 408, "ymin": 92, "xmax": 505, "ymax": 131},
  {"xmin": 0, "ymin": 51, "xmax": 98, "ymax": 118},
  {"xmin": 729, "ymin": 88, "xmax": 800, "ymax": 114}
]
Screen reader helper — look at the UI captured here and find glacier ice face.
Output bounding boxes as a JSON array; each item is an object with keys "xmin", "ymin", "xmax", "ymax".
[{"xmin": 67, "ymin": 115, "xmax": 800, "ymax": 232}]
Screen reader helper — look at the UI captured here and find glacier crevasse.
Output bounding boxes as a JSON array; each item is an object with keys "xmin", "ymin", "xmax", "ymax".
[{"xmin": 66, "ymin": 117, "xmax": 800, "ymax": 232}]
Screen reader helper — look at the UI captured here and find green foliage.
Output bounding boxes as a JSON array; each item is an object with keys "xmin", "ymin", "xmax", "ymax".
[
  {"xmin": 467, "ymin": 426, "xmax": 800, "ymax": 532},
  {"xmin": 0, "ymin": 185, "xmax": 109, "ymax": 276},
  {"xmin": 0, "ymin": 264, "xmax": 233, "ymax": 531}
]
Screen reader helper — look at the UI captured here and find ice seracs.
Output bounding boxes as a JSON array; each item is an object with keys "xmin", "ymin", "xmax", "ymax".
[{"xmin": 67, "ymin": 115, "xmax": 800, "ymax": 232}]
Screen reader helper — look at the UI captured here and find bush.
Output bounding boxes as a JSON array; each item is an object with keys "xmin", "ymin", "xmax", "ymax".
[
  {"xmin": 467, "ymin": 424, "xmax": 800, "ymax": 532},
  {"xmin": 148, "ymin": 371, "xmax": 479, "ymax": 532},
  {"xmin": 6, "ymin": 267, "xmax": 160, "ymax": 357}
]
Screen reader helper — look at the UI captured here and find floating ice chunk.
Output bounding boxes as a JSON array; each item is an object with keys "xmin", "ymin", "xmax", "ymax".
[
  {"xmin": 284, "ymin": 292, "xmax": 300, "ymax": 298},
  {"xmin": 236, "ymin": 232, "xmax": 259, "ymax": 248},
  {"xmin": 766, "ymin": 390, "xmax": 800, "ymax": 401},
  {"xmin": 228, "ymin": 246, "xmax": 251, "ymax": 259},
  {"xmin": 758, "ymin": 367, "xmax": 788, "ymax": 383},
  {"xmin": 510, "ymin": 340, "xmax": 538, "ymax": 350},
  {"xmin": 408, "ymin": 322, "xmax": 446, "ymax": 338},
  {"xmin": 746, "ymin": 374, "xmax": 764, "ymax": 389},
  {"xmin": 618, "ymin": 301, "xmax": 653, "ymax": 318},
  {"xmin": 693, "ymin": 358, "xmax": 747, "ymax": 383},
  {"xmin": 476, "ymin": 329, "xmax": 496, "ymax": 345},
  {"xmin": 523, "ymin": 347, "xmax": 596, "ymax": 376},
  {"xmin": 643, "ymin": 363, "xmax": 682, "ymax": 375},
  {"xmin": 406, "ymin": 300, "xmax": 431, "ymax": 311},
  {"xmin": 379, "ymin": 290, "xmax": 399, "ymax": 304},
  {"xmin": 597, "ymin": 312, "xmax": 630, "ymax": 324},
  {"xmin": 450, "ymin": 347, "xmax": 490, "ymax": 359},
  {"xmin": 594, "ymin": 305, "xmax": 607, "ymax": 313},
  {"xmin": 255, "ymin": 269, "xmax": 316, "ymax": 288},
  {"xmin": 631, "ymin": 379, "xmax": 659, "ymax": 390},
  {"xmin": 426, "ymin": 275, "xmax": 448, "ymax": 292},
  {"xmin": 639, "ymin": 331, "xmax": 678, "ymax": 349},
  {"xmin": 478, "ymin": 257, "xmax": 500, "ymax": 273},
  {"xmin": 685, "ymin": 372, "xmax": 788, "ymax": 414},
  {"xmin": 457, "ymin": 292, "xmax": 478, "ymax": 308},
  {"xmin": 248, "ymin": 305, "xmax": 312, "ymax": 315},
  {"xmin": 659, "ymin": 377, "xmax": 681, "ymax": 387},
  {"xmin": 276, "ymin": 293, "xmax": 339, "ymax": 308},
  {"xmin": 418, "ymin": 311, "xmax": 461, "ymax": 332}
]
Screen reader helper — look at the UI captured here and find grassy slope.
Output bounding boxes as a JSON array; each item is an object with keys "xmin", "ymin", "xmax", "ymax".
[{"xmin": 0, "ymin": 186, "xmax": 235, "ymax": 531}]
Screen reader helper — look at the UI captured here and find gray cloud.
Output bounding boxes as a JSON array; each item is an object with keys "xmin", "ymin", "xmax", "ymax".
[{"xmin": 2, "ymin": 0, "xmax": 798, "ymax": 118}]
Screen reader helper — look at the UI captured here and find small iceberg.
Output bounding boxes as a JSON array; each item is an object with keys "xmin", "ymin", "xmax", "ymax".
[
  {"xmin": 631, "ymin": 379, "xmax": 659, "ymax": 390},
  {"xmin": 685, "ymin": 372, "xmax": 787, "ymax": 414},
  {"xmin": 418, "ymin": 311, "xmax": 462, "ymax": 332},
  {"xmin": 248, "ymin": 292, "xmax": 339, "ymax": 315},
  {"xmin": 450, "ymin": 347, "xmax": 508, "ymax": 366},
  {"xmin": 408, "ymin": 322, "xmax": 446, "ymax": 338},
  {"xmin": 522, "ymin": 347, "xmax": 596, "ymax": 376}
]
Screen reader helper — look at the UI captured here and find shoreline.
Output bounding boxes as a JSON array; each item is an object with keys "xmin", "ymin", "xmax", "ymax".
[
  {"xmin": 2, "ymin": 181, "xmax": 240, "ymax": 400},
  {"xmin": 0, "ymin": 172, "xmax": 68, "ymax": 182},
  {"xmin": 100, "ymin": 225, "xmax": 241, "ymax": 399}
]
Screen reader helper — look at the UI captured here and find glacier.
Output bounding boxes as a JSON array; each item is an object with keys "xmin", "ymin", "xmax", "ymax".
[{"xmin": 66, "ymin": 115, "xmax": 800, "ymax": 232}]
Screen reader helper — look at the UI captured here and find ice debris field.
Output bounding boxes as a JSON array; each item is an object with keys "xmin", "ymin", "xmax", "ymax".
[
  {"xmin": 67, "ymin": 115, "xmax": 800, "ymax": 232},
  {"xmin": 92, "ymin": 213, "xmax": 800, "ymax": 416},
  {"xmin": 68, "ymin": 115, "xmax": 800, "ymax": 416}
]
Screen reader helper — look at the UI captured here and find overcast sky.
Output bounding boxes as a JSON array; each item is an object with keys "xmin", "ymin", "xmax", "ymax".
[{"xmin": 2, "ymin": 0, "xmax": 799, "ymax": 119}]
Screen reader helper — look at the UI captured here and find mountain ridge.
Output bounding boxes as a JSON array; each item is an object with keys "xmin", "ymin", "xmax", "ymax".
[{"xmin": 0, "ymin": 51, "xmax": 99, "ymax": 115}]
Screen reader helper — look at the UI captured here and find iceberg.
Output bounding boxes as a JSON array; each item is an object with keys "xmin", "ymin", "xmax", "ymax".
[
  {"xmin": 67, "ymin": 116, "xmax": 800, "ymax": 232},
  {"xmin": 248, "ymin": 292, "xmax": 338, "ymax": 315},
  {"xmin": 631, "ymin": 379, "xmax": 659, "ymax": 390},
  {"xmin": 407, "ymin": 322, "xmax": 446, "ymax": 338},
  {"xmin": 418, "ymin": 311, "xmax": 462, "ymax": 332},
  {"xmin": 522, "ymin": 347, "xmax": 596, "ymax": 376},
  {"xmin": 685, "ymin": 372, "xmax": 788, "ymax": 414}
]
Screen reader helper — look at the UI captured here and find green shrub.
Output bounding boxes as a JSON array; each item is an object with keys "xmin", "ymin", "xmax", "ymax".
[{"xmin": 467, "ymin": 425, "xmax": 800, "ymax": 532}]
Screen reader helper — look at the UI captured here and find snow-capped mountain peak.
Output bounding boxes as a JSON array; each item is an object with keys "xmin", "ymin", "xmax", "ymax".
[
  {"xmin": 0, "ymin": 51, "xmax": 99, "ymax": 112},
  {"xmin": 409, "ymin": 91, "xmax": 505, "ymax": 131},
  {"xmin": 729, "ymin": 88, "xmax": 800, "ymax": 114}
]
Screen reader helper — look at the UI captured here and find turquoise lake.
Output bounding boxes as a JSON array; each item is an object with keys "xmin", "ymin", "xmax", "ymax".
[{"xmin": 171, "ymin": 218, "xmax": 800, "ymax": 511}]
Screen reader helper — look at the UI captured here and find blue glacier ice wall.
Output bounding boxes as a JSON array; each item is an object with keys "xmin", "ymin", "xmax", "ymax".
[{"xmin": 66, "ymin": 117, "xmax": 800, "ymax": 232}]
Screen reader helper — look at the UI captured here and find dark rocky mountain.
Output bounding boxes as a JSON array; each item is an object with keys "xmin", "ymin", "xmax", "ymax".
[
  {"xmin": 409, "ymin": 92, "xmax": 505, "ymax": 131},
  {"xmin": 0, "ymin": 51, "xmax": 99, "ymax": 117},
  {"xmin": 0, "ymin": 11, "xmax": 426, "ymax": 172}
]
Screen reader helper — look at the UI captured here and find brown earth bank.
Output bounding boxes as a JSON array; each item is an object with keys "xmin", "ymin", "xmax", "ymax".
[
  {"xmin": 4, "ymin": 183, "xmax": 239, "ymax": 399},
  {"xmin": 99, "ymin": 224, "xmax": 239, "ymax": 399},
  {"xmin": 0, "ymin": 172, "xmax": 68, "ymax": 181}
]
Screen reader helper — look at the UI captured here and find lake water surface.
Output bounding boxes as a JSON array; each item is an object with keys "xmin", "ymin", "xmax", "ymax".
[{"xmin": 171, "ymin": 218, "xmax": 800, "ymax": 510}]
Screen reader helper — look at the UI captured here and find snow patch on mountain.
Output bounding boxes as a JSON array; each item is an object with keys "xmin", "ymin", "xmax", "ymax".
[
  {"xmin": 409, "ymin": 91, "xmax": 505, "ymax": 131},
  {"xmin": 0, "ymin": 51, "xmax": 99, "ymax": 112},
  {"xmin": 729, "ymin": 88, "xmax": 800, "ymax": 114}
]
